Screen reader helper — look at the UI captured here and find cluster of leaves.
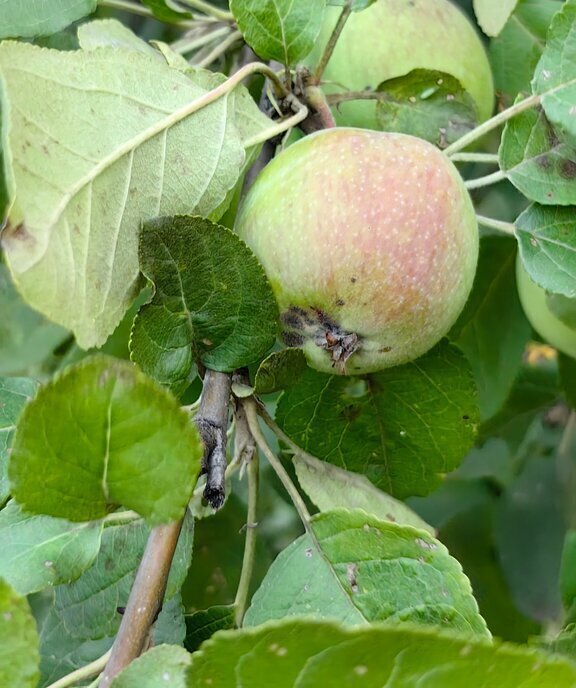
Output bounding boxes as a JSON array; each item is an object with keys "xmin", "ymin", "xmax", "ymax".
[{"xmin": 2, "ymin": 0, "xmax": 576, "ymax": 686}]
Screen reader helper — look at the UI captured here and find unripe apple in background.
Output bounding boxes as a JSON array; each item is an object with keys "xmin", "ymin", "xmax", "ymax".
[
  {"xmin": 235, "ymin": 128, "xmax": 478, "ymax": 375},
  {"xmin": 516, "ymin": 256, "xmax": 576, "ymax": 359},
  {"xmin": 308, "ymin": 0, "xmax": 494, "ymax": 130}
]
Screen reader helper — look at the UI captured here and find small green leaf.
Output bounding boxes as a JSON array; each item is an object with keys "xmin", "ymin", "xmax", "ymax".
[
  {"xmin": 141, "ymin": 0, "xmax": 192, "ymax": 23},
  {"xmin": 253, "ymin": 349, "xmax": 307, "ymax": 395},
  {"xmin": 0, "ymin": 376, "xmax": 38, "ymax": 506},
  {"xmin": 184, "ymin": 605, "xmax": 235, "ymax": 653},
  {"xmin": 500, "ymin": 106, "xmax": 576, "ymax": 205},
  {"xmin": 9, "ymin": 356, "xmax": 203, "ymax": 524},
  {"xmin": 0, "ymin": 42, "xmax": 273, "ymax": 347},
  {"xmin": 473, "ymin": 0, "xmax": 519, "ymax": 36},
  {"xmin": 294, "ymin": 455, "xmax": 434, "ymax": 534},
  {"xmin": 110, "ymin": 645, "xmax": 190, "ymax": 688},
  {"xmin": 130, "ymin": 216, "xmax": 278, "ymax": 395},
  {"xmin": 0, "ymin": 578, "xmax": 40, "ymax": 688},
  {"xmin": 0, "ymin": 0, "xmax": 96, "ymax": 38},
  {"xmin": 0, "ymin": 501, "xmax": 103, "ymax": 595},
  {"xmin": 532, "ymin": 0, "xmax": 576, "ymax": 139},
  {"xmin": 0, "ymin": 265, "xmax": 69, "ymax": 376},
  {"xmin": 230, "ymin": 0, "xmax": 325, "ymax": 65},
  {"xmin": 451, "ymin": 237, "xmax": 531, "ymax": 420},
  {"xmin": 245, "ymin": 509, "xmax": 488, "ymax": 636},
  {"xmin": 276, "ymin": 341, "xmax": 478, "ymax": 499},
  {"xmin": 77, "ymin": 19, "xmax": 161, "ymax": 55},
  {"xmin": 54, "ymin": 512, "xmax": 193, "ymax": 639},
  {"xmin": 376, "ymin": 70, "xmax": 478, "ymax": 148},
  {"xmin": 489, "ymin": 0, "xmax": 561, "ymax": 102},
  {"xmin": 516, "ymin": 204, "xmax": 576, "ymax": 297},
  {"xmin": 189, "ymin": 617, "xmax": 576, "ymax": 686}
]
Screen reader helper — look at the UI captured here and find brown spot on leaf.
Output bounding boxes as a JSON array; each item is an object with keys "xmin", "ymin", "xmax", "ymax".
[
  {"xmin": 535, "ymin": 154, "xmax": 552, "ymax": 170},
  {"xmin": 560, "ymin": 159, "xmax": 576, "ymax": 179}
]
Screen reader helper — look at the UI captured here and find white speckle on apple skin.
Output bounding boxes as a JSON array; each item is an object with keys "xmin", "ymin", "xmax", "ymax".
[{"xmin": 235, "ymin": 128, "xmax": 478, "ymax": 375}]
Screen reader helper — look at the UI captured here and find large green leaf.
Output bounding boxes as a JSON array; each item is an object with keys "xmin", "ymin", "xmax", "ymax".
[
  {"xmin": 473, "ymin": 0, "xmax": 519, "ymax": 36},
  {"xmin": 0, "ymin": 578, "xmax": 40, "ymax": 687},
  {"xmin": 110, "ymin": 645, "xmax": 191, "ymax": 688},
  {"xmin": 9, "ymin": 356, "xmax": 203, "ymax": 524},
  {"xmin": 54, "ymin": 512, "xmax": 193, "ymax": 639},
  {"xmin": 0, "ymin": 501, "xmax": 103, "ymax": 595},
  {"xmin": 532, "ymin": 0, "xmax": 576, "ymax": 139},
  {"xmin": 130, "ymin": 216, "xmax": 278, "ymax": 395},
  {"xmin": 500, "ymin": 106, "xmax": 576, "ymax": 205},
  {"xmin": 189, "ymin": 617, "xmax": 576, "ymax": 686},
  {"xmin": 516, "ymin": 204, "xmax": 576, "ymax": 297},
  {"xmin": 184, "ymin": 605, "xmax": 235, "ymax": 653},
  {"xmin": 293, "ymin": 455, "xmax": 434, "ymax": 534},
  {"xmin": 451, "ymin": 237, "xmax": 531, "ymax": 420},
  {"xmin": 244, "ymin": 509, "xmax": 488, "ymax": 637},
  {"xmin": 0, "ymin": 41, "xmax": 272, "ymax": 347},
  {"xmin": 276, "ymin": 341, "xmax": 479, "ymax": 499},
  {"xmin": 376, "ymin": 70, "xmax": 478, "ymax": 148},
  {"xmin": 0, "ymin": 0, "xmax": 96, "ymax": 38},
  {"xmin": 0, "ymin": 376, "xmax": 38, "ymax": 506},
  {"xmin": 230, "ymin": 0, "xmax": 325, "ymax": 65},
  {"xmin": 0, "ymin": 265, "xmax": 69, "ymax": 376}
]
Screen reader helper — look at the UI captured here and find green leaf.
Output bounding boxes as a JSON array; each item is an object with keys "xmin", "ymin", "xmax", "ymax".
[
  {"xmin": 0, "ymin": 41, "xmax": 272, "ymax": 347},
  {"xmin": 0, "ymin": 501, "xmax": 103, "ymax": 595},
  {"xmin": 9, "ymin": 356, "xmax": 203, "ymax": 524},
  {"xmin": 276, "ymin": 341, "xmax": 479, "ymax": 499},
  {"xmin": 473, "ymin": 0, "xmax": 519, "ymax": 36},
  {"xmin": 77, "ymin": 18, "xmax": 161, "ymax": 55},
  {"xmin": 230, "ymin": 0, "xmax": 325, "ymax": 65},
  {"xmin": 189, "ymin": 617, "xmax": 576, "ymax": 686},
  {"xmin": 130, "ymin": 216, "xmax": 278, "ymax": 395},
  {"xmin": 141, "ymin": 0, "xmax": 193, "ymax": 23},
  {"xmin": 0, "ymin": 265, "xmax": 69, "ymax": 377},
  {"xmin": 0, "ymin": 0, "xmax": 96, "ymax": 38},
  {"xmin": 490, "ymin": 0, "xmax": 562, "ymax": 101},
  {"xmin": 153, "ymin": 593, "xmax": 187, "ymax": 646},
  {"xmin": 0, "ymin": 578, "xmax": 40, "ymax": 687},
  {"xmin": 500, "ymin": 106, "xmax": 576, "ymax": 204},
  {"xmin": 0, "ymin": 377, "xmax": 38, "ymax": 506},
  {"xmin": 293, "ymin": 455, "xmax": 434, "ymax": 534},
  {"xmin": 560, "ymin": 530, "xmax": 576, "ymax": 621},
  {"xmin": 451, "ymin": 237, "xmax": 531, "ymax": 420},
  {"xmin": 37, "ymin": 599, "xmax": 113, "ymax": 686},
  {"xmin": 110, "ymin": 644, "xmax": 190, "ymax": 688},
  {"xmin": 532, "ymin": 0, "xmax": 576, "ymax": 139},
  {"xmin": 376, "ymin": 70, "xmax": 478, "ymax": 148},
  {"xmin": 244, "ymin": 508, "xmax": 488, "ymax": 636},
  {"xmin": 559, "ymin": 353, "xmax": 576, "ymax": 406},
  {"xmin": 184, "ymin": 605, "xmax": 235, "ymax": 653},
  {"xmin": 544, "ymin": 623, "xmax": 576, "ymax": 661},
  {"xmin": 516, "ymin": 204, "xmax": 576, "ymax": 297},
  {"xmin": 54, "ymin": 512, "xmax": 193, "ymax": 639},
  {"xmin": 253, "ymin": 349, "xmax": 307, "ymax": 395}
]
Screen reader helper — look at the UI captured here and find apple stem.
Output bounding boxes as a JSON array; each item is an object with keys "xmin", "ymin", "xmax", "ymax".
[
  {"xmin": 444, "ymin": 93, "xmax": 541, "ymax": 156},
  {"xmin": 476, "ymin": 214, "xmax": 516, "ymax": 236},
  {"xmin": 300, "ymin": 83, "xmax": 337, "ymax": 132},
  {"xmin": 450, "ymin": 152, "xmax": 500, "ymax": 164},
  {"xmin": 464, "ymin": 169, "xmax": 507, "ymax": 189},
  {"xmin": 312, "ymin": 0, "xmax": 354, "ymax": 84}
]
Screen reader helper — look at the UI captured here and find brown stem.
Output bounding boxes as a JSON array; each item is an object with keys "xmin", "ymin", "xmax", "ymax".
[
  {"xmin": 298, "ymin": 84, "xmax": 336, "ymax": 134},
  {"xmin": 312, "ymin": 0, "xmax": 353, "ymax": 84},
  {"xmin": 196, "ymin": 369, "xmax": 232, "ymax": 508},
  {"xmin": 99, "ymin": 520, "xmax": 184, "ymax": 687}
]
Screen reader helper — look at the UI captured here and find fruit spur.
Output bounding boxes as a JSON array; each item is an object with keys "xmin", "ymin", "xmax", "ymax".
[{"xmin": 235, "ymin": 128, "xmax": 478, "ymax": 375}]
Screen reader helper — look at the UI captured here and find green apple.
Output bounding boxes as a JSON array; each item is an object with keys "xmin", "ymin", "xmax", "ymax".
[
  {"xmin": 235, "ymin": 128, "xmax": 478, "ymax": 375},
  {"xmin": 309, "ymin": 0, "xmax": 494, "ymax": 130},
  {"xmin": 516, "ymin": 256, "xmax": 576, "ymax": 359}
]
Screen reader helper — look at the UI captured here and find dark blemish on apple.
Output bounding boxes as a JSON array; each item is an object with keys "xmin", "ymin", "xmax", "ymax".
[
  {"xmin": 560, "ymin": 159, "xmax": 576, "ymax": 179},
  {"xmin": 335, "ymin": 298, "xmax": 345, "ymax": 306},
  {"xmin": 462, "ymin": 415, "xmax": 470, "ymax": 421},
  {"xmin": 282, "ymin": 331, "xmax": 305, "ymax": 347},
  {"xmin": 350, "ymin": 276, "xmax": 358, "ymax": 283},
  {"xmin": 281, "ymin": 311, "xmax": 304, "ymax": 329},
  {"xmin": 379, "ymin": 346, "xmax": 392, "ymax": 353}
]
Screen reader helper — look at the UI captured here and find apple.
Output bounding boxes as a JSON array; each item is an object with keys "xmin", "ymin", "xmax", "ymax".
[
  {"xmin": 516, "ymin": 256, "xmax": 576, "ymax": 359},
  {"xmin": 235, "ymin": 128, "xmax": 478, "ymax": 375},
  {"xmin": 308, "ymin": 0, "xmax": 494, "ymax": 130}
]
